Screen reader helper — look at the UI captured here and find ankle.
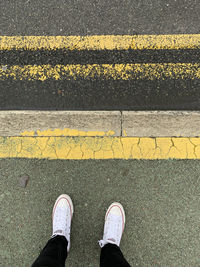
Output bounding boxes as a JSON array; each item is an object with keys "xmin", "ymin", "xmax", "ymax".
[{"xmin": 99, "ymin": 239, "xmax": 118, "ymax": 248}]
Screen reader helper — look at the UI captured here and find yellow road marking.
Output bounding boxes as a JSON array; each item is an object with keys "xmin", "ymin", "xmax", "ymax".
[
  {"xmin": 1, "ymin": 63, "xmax": 200, "ymax": 81},
  {"xmin": 0, "ymin": 137, "xmax": 200, "ymax": 160},
  {"xmin": 21, "ymin": 128, "xmax": 115, "ymax": 137},
  {"xmin": 0, "ymin": 35, "xmax": 200, "ymax": 50}
]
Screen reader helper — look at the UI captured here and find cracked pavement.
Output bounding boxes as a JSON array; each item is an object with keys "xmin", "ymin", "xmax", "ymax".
[{"xmin": 0, "ymin": 136, "xmax": 200, "ymax": 159}]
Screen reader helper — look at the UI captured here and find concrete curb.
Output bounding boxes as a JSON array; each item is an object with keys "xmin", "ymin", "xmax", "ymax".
[
  {"xmin": 122, "ymin": 111, "xmax": 200, "ymax": 137},
  {"xmin": 1, "ymin": 110, "xmax": 200, "ymax": 159},
  {"xmin": 0, "ymin": 110, "xmax": 121, "ymax": 137},
  {"xmin": 1, "ymin": 110, "xmax": 200, "ymax": 137}
]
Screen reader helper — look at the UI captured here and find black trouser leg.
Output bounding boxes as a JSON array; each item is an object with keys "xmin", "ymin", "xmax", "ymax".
[
  {"xmin": 100, "ymin": 243, "xmax": 131, "ymax": 267},
  {"xmin": 31, "ymin": 235, "xmax": 68, "ymax": 267}
]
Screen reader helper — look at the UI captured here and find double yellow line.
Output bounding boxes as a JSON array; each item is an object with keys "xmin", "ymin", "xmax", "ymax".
[{"xmin": 1, "ymin": 34, "xmax": 200, "ymax": 81}]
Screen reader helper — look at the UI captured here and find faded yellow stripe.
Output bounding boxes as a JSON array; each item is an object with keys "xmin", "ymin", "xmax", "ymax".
[
  {"xmin": 21, "ymin": 128, "xmax": 115, "ymax": 137},
  {"xmin": 1, "ymin": 64, "xmax": 200, "ymax": 81},
  {"xmin": 0, "ymin": 137, "xmax": 200, "ymax": 159},
  {"xmin": 0, "ymin": 35, "xmax": 200, "ymax": 50}
]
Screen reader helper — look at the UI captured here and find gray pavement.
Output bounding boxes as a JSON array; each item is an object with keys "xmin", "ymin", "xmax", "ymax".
[
  {"xmin": 1, "ymin": 158, "xmax": 200, "ymax": 266},
  {"xmin": 0, "ymin": 0, "xmax": 199, "ymax": 35}
]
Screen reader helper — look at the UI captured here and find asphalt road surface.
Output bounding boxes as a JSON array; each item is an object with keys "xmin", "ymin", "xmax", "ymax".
[
  {"xmin": 0, "ymin": 0, "xmax": 200, "ymax": 110},
  {"xmin": 0, "ymin": 0, "xmax": 199, "ymax": 35}
]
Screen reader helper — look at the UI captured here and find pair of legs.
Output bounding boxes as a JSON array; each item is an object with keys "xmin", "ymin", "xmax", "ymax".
[{"xmin": 32, "ymin": 194, "xmax": 131, "ymax": 267}]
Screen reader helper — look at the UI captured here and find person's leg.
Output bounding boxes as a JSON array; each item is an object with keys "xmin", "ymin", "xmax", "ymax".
[
  {"xmin": 100, "ymin": 243, "xmax": 131, "ymax": 267},
  {"xmin": 99, "ymin": 202, "xmax": 131, "ymax": 267},
  {"xmin": 31, "ymin": 194, "xmax": 74, "ymax": 267},
  {"xmin": 31, "ymin": 235, "xmax": 68, "ymax": 267}
]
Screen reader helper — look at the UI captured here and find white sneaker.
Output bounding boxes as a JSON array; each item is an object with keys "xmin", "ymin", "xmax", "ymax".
[
  {"xmin": 99, "ymin": 202, "xmax": 125, "ymax": 248},
  {"xmin": 51, "ymin": 194, "xmax": 74, "ymax": 252}
]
